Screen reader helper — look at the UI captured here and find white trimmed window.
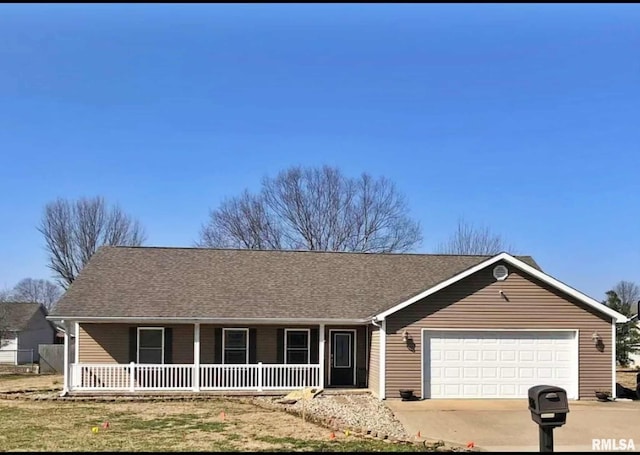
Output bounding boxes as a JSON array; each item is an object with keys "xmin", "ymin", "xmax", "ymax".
[
  {"xmin": 285, "ymin": 329, "xmax": 310, "ymax": 364},
  {"xmin": 223, "ymin": 328, "xmax": 249, "ymax": 364},
  {"xmin": 137, "ymin": 327, "xmax": 164, "ymax": 364}
]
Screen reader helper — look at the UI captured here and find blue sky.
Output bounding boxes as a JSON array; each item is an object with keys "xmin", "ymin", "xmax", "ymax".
[{"xmin": 0, "ymin": 4, "xmax": 638, "ymax": 301}]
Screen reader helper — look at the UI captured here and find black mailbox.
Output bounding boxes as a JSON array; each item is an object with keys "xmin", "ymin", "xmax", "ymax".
[{"xmin": 528, "ymin": 385, "xmax": 569, "ymax": 427}]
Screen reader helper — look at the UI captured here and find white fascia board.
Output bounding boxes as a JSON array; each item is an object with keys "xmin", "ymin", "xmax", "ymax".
[
  {"xmin": 46, "ymin": 316, "xmax": 367, "ymax": 325},
  {"xmin": 374, "ymin": 252, "xmax": 628, "ymax": 323}
]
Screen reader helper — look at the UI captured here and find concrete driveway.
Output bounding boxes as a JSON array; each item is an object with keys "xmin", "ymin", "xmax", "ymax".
[{"xmin": 386, "ymin": 399, "xmax": 640, "ymax": 452}]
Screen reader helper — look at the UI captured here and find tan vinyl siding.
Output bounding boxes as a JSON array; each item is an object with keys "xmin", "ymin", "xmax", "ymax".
[
  {"xmin": 79, "ymin": 324, "xmax": 130, "ymax": 363},
  {"xmin": 368, "ymin": 325, "xmax": 379, "ymax": 397},
  {"xmin": 385, "ymin": 262, "xmax": 612, "ymax": 400}
]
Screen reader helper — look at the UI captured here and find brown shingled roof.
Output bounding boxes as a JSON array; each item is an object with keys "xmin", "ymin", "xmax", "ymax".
[
  {"xmin": 0, "ymin": 302, "xmax": 43, "ymax": 330},
  {"xmin": 50, "ymin": 247, "xmax": 540, "ymax": 320}
]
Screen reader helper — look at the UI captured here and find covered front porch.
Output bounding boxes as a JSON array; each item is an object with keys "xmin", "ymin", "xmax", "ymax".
[{"xmin": 62, "ymin": 321, "xmax": 369, "ymax": 393}]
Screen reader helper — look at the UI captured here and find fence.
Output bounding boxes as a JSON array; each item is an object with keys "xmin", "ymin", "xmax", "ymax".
[{"xmin": 39, "ymin": 344, "xmax": 73, "ymax": 374}]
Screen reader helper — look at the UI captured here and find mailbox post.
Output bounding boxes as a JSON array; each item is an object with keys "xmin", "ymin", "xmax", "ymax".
[{"xmin": 528, "ymin": 385, "xmax": 569, "ymax": 452}]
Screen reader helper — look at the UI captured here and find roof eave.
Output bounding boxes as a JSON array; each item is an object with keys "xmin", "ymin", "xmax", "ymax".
[{"xmin": 46, "ymin": 316, "xmax": 368, "ymax": 325}]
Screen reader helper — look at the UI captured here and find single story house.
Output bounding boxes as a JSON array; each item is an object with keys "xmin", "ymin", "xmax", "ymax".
[
  {"xmin": 48, "ymin": 246, "xmax": 627, "ymax": 400},
  {"xmin": 1, "ymin": 302, "xmax": 55, "ymax": 364}
]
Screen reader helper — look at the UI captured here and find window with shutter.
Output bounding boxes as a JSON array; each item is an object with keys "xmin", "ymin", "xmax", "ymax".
[
  {"xmin": 137, "ymin": 327, "xmax": 164, "ymax": 364},
  {"xmin": 285, "ymin": 329, "xmax": 310, "ymax": 364},
  {"xmin": 223, "ymin": 328, "xmax": 249, "ymax": 364}
]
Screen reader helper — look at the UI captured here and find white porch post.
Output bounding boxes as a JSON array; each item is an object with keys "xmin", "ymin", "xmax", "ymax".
[
  {"xmin": 193, "ymin": 323, "xmax": 200, "ymax": 392},
  {"xmin": 129, "ymin": 362, "xmax": 135, "ymax": 391},
  {"xmin": 61, "ymin": 320, "xmax": 70, "ymax": 396},
  {"xmin": 319, "ymin": 323, "xmax": 325, "ymax": 389},
  {"xmin": 74, "ymin": 322, "xmax": 79, "ymax": 364},
  {"xmin": 379, "ymin": 319, "xmax": 386, "ymax": 400}
]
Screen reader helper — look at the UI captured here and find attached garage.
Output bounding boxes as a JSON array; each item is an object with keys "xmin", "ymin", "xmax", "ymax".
[
  {"xmin": 422, "ymin": 330, "xmax": 578, "ymax": 399},
  {"xmin": 376, "ymin": 253, "xmax": 628, "ymax": 401}
]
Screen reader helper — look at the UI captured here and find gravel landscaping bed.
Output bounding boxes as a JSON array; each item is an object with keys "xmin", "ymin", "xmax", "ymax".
[{"xmin": 254, "ymin": 393, "xmax": 410, "ymax": 441}]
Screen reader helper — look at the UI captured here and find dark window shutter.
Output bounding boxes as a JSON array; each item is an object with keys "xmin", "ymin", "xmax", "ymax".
[
  {"xmin": 276, "ymin": 329, "xmax": 285, "ymax": 364},
  {"xmin": 129, "ymin": 327, "xmax": 137, "ymax": 363},
  {"xmin": 310, "ymin": 328, "xmax": 319, "ymax": 364},
  {"xmin": 249, "ymin": 328, "xmax": 257, "ymax": 363},
  {"xmin": 164, "ymin": 328, "xmax": 173, "ymax": 364},
  {"xmin": 214, "ymin": 328, "xmax": 222, "ymax": 364}
]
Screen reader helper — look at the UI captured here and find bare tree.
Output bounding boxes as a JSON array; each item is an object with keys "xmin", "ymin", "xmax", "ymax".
[
  {"xmin": 38, "ymin": 196, "xmax": 146, "ymax": 289},
  {"xmin": 613, "ymin": 280, "xmax": 640, "ymax": 315},
  {"xmin": 436, "ymin": 218, "xmax": 513, "ymax": 255},
  {"xmin": 11, "ymin": 278, "xmax": 62, "ymax": 312},
  {"xmin": 198, "ymin": 165, "xmax": 423, "ymax": 253}
]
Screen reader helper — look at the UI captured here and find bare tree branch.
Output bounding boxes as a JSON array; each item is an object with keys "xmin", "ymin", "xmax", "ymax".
[
  {"xmin": 197, "ymin": 165, "xmax": 422, "ymax": 253},
  {"xmin": 38, "ymin": 196, "xmax": 147, "ymax": 289},
  {"xmin": 11, "ymin": 278, "xmax": 62, "ymax": 313},
  {"xmin": 613, "ymin": 280, "xmax": 640, "ymax": 316},
  {"xmin": 436, "ymin": 218, "xmax": 514, "ymax": 255}
]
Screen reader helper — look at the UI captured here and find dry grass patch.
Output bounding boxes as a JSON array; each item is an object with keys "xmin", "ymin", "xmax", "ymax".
[
  {"xmin": 0, "ymin": 398, "xmax": 428, "ymax": 452},
  {"xmin": 0, "ymin": 373, "xmax": 62, "ymax": 392}
]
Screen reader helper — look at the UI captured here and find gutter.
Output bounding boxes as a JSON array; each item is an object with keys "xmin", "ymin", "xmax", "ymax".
[{"xmin": 46, "ymin": 315, "xmax": 369, "ymax": 325}]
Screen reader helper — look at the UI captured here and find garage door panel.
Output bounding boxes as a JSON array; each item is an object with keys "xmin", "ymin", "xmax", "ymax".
[
  {"xmin": 519, "ymin": 350, "xmax": 535, "ymax": 361},
  {"xmin": 424, "ymin": 331, "xmax": 576, "ymax": 399},
  {"xmin": 463, "ymin": 384, "xmax": 479, "ymax": 395},
  {"xmin": 444, "ymin": 351, "xmax": 460, "ymax": 361},
  {"xmin": 538, "ymin": 367, "xmax": 552, "ymax": 379},
  {"xmin": 482, "ymin": 351, "xmax": 497, "ymax": 361},
  {"xmin": 463, "ymin": 350, "xmax": 479, "ymax": 361},
  {"xmin": 519, "ymin": 367, "xmax": 534, "ymax": 378},
  {"xmin": 482, "ymin": 367, "xmax": 497, "ymax": 378},
  {"xmin": 537, "ymin": 351, "xmax": 553, "ymax": 361},
  {"xmin": 463, "ymin": 367, "xmax": 479, "ymax": 377},
  {"xmin": 445, "ymin": 367, "xmax": 461, "ymax": 378},
  {"xmin": 501, "ymin": 367, "xmax": 516, "ymax": 378},
  {"xmin": 500, "ymin": 351, "xmax": 516, "ymax": 361}
]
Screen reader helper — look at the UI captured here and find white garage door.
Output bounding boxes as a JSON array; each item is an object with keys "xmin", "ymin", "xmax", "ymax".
[{"xmin": 423, "ymin": 330, "xmax": 577, "ymax": 399}]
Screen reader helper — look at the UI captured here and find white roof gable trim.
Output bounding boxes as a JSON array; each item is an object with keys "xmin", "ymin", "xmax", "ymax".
[{"xmin": 374, "ymin": 252, "xmax": 628, "ymax": 323}]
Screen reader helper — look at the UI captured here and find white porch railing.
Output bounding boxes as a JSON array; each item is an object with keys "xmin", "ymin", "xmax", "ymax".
[{"xmin": 71, "ymin": 362, "xmax": 320, "ymax": 392}]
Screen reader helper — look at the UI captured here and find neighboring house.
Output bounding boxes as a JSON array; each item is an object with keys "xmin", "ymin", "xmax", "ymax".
[
  {"xmin": 53, "ymin": 321, "xmax": 75, "ymax": 345},
  {"xmin": 48, "ymin": 246, "xmax": 627, "ymax": 400},
  {"xmin": 0, "ymin": 302, "xmax": 55, "ymax": 364}
]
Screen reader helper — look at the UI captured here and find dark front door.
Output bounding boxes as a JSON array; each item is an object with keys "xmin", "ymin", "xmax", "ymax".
[{"xmin": 330, "ymin": 331, "xmax": 355, "ymax": 386}]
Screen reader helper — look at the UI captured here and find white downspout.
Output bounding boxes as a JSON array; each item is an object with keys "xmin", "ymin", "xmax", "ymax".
[
  {"xmin": 193, "ymin": 323, "xmax": 200, "ymax": 392},
  {"xmin": 319, "ymin": 323, "xmax": 325, "ymax": 389},
  {"xmin": 612, "ymin": 319, "xmax": 617, "ymax": 399},
  {"xmin": 371, "ymin": 318, "xmax": 385, "ymax": 400},
  {"xmin": 61, "ymin": 320, "xmax": 69, "ymax": 396}
]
